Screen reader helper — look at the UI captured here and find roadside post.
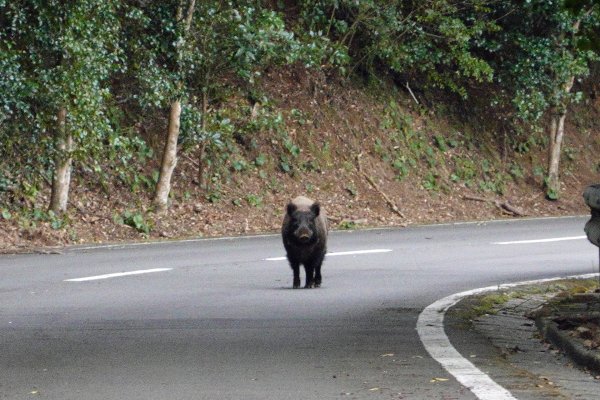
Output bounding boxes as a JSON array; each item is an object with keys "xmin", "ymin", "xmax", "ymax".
[{"xmin": 583, "ymin": 184, "xmax": 600, "ymax": 286}]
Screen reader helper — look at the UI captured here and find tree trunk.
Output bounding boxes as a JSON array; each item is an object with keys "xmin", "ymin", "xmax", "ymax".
[
  {"xmin": 152, "ymin": 0, "xmax": 196, "ymax": 211},
  {"xmin": 49, "ymin": 108, "xmax": 72, "ymax": 214},
  {"xmin": 153, "ymin": 100, "xmax": 182, "ymax": 212},
  {"xmin": 545, "ymin": 75, "xmax": 575, "ymax": 200},
  {"xmin": 197, "ymin": 89, "xmax": 208, "ymax": 188},
  {"xmin": 546, "ymin": 111, "xmax": 567, "ymax": 199}
]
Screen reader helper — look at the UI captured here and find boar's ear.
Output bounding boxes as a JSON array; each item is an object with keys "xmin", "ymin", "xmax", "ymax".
[
  {"xmin": 286, "ymin": 203, "xmax": 297, "ymax": 216},
  {"xmin": 310, "ymin": 202, "xmax": 320, "ymax": 217}
]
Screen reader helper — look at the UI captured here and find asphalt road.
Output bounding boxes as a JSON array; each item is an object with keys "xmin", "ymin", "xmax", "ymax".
[{"xmin": 0, "ymin": 216, "xmax": 597, "ymax": 399}]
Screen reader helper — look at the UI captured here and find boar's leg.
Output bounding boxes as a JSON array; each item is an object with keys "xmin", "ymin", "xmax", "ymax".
[
  {"xmin": 313, "ymin": 253, "xmax": 325, "ymax": 288},
  {"xmin": 289, "ymin": 261, "xmax": 301, "ymax": 289},
  {"xmin": 314, "ymin": 265, "xmax": 322, "ymax": 288},
  {"xmin": 304, "ymin": 263, "xmax": 315, "ymax": 289}
]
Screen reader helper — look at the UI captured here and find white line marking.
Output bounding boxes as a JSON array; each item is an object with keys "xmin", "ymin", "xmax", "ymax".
[
  {"xmin": 265, "ymin": 248, "xmax": 392, "ymax": 261},
  {"xmin": 417, "ymin": 273, "xmax": 598, "ymax": 400},
  {"xmin": 65, "ymin": 268, "xmax": 173, "ymax": 282},
  {"xmin": 493, "ymin": 235, "xmax": 586, "ymax": 245}
]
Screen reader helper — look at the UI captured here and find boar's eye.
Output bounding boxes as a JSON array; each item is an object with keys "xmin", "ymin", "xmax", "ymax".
[{"xmin": 290, "ymin": 215, "xmax": 301, "ymax": 227}]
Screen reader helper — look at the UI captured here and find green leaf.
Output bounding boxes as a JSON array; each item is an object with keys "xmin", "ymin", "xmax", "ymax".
[{"xmin": 1, "ymin": 209, "xmax": 12, "ymax": 220}]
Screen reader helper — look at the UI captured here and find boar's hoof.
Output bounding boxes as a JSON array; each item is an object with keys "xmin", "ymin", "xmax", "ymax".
[{"xmin": 305, "ymin": 282, "xmax": 315, "ymax": 289}]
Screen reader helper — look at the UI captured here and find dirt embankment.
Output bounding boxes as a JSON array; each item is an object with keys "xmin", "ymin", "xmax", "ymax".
[{"xmin": 1, "ymin": 69, "xmax": 599, "ymax": 253}]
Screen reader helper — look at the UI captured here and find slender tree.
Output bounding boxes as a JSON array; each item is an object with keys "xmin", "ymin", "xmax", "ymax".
[
  {"xmin": 49, "ymin": 108, "xmax": 71, "ymax": 212},
  {"xmin": 152, "ymin": 0, "xmax": 197, "ymax": 212},
  {"xmin": 545, "ymin": 3, "xmax": 599, "ymax": 199}
]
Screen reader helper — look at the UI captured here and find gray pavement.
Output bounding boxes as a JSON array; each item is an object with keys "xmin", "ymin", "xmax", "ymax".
[
  {"xmin": 0, "ymin": 216, "xmax": 598, "ymax": 399},
  {"xmin": 448, "ymin": 288, "xmax": 600, "ymax": 400}
]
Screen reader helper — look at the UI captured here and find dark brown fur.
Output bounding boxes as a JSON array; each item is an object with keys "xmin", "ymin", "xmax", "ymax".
[{"xmin": 281, "ymin": 196, "xmax": 328, "ymax": 288}]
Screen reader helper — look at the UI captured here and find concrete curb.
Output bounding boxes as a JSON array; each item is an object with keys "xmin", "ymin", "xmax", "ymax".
[{"xmin": 535, "ymin": 315, "xmax": 600, "ymax": 374}]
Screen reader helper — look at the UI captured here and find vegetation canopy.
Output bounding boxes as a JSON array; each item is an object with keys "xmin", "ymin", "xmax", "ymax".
[{"xmin": 1, "ymin": 0, "xmax": 599, "ymax": 246}]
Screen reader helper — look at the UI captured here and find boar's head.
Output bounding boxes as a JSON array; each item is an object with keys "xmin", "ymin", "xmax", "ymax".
[{"xmin": 286, "ymin": 202, "xmax": 321, "ymax": 245}]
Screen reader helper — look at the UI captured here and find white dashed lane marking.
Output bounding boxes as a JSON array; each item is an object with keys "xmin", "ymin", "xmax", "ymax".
[
  {"xmin": 264, "ymin": 248, "xmax": 392, "ymax": 261},
  {"xmin": 65, "ymin": 268, "xmax": 173, "ymax": 282},
  {"xmin": 493, "ymin": 235, "xmax": 586, "ymax": 245}
]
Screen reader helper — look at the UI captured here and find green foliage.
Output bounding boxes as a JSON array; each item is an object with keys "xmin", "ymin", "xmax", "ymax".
[
  {"xmin": 1, "ymin": 0, "xmax": 123, "ymax": 210},
  {"xmin": 2, "ymin": 0, "xmax": 600, "ymax": 224},
  {"xmin": 298, "ymin": 0, "xmax": 497, "ymax": 95},
  {"xmin": 254, "ymin": 154, "xmax": 267, "ymax": 167},
  {"xmin": 509, "ymin": 163, "xmax": 525, "ymax": 180},
  {"xmin": 246, "ymin": 194, "xmax": 263, "ymax": 207},
  {"xmin": 338, "ymin": 220, "xmax": 357, "ymax": 230},
  {"xmin": 472, "ymin": 293, "xmax": 511, "ymax": 316},
  {"xmin": 117, "ymin": 210, "xmax": 151, "ymax": 234},
  {"xmin": 205, "ymin": 188, "xmax": 222, "ymax": 204},
  {"xmin": 378, "ymin": 100, "xmax": 439, "ymax": 181},
  {"xmin": 546, "ymin": 186, "xmax": 559, "ymax": 201},
  {"xmin": 486, "ymin": 0, "xmax": 600, "ymax": 124},
  {"xmin": 422, "ymin": 173, "xmax": 441, "ymax": 191},
  {"xmin": 1, "ymin": 208, "xmax": 12, "ymax": 220},
  {"xmin": 241, "ymin": 107, "xmax": 303, "ymax": 175},
  {"xmin": 434, "ymin": 135, "xmax": 449, "ymax": 152},
  {"xmin": 93, "ymin": 126, "xmax": 155, "ymax": 192},
  {"xmin": 11, "ymin": 208, "xmax": 68, "ymax": 231},
  {"xmin": 345, "ymin": 184, "xmax": 357, "ymax": 197}
]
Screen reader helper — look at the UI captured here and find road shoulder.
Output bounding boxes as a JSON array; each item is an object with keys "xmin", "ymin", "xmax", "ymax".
[{"xmin": 446, "ymin": 281, "xmax": 600, "ymax": 400}]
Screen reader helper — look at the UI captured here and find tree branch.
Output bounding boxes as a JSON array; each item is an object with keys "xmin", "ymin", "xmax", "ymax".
[
  {"xmin": 463, "ymin": 195, "xmax": 526, "ymax": 217},
  {"xmin": 356, "ymin": 153, "xmax": 405, "ymax": 218}
]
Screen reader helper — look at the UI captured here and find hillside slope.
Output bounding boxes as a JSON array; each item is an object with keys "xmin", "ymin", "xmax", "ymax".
[{"xmin": 1, "ymin": 69, "xmax": 599, "ymax": 253}]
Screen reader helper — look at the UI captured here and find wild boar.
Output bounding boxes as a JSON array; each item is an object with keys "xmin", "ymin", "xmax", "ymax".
[{"xmin": 281, "ymin": 196, "xmax": 328, "ymax": 288}]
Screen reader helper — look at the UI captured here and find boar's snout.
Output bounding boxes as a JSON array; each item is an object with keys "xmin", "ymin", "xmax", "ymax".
[{"xmin": 295, "ymin": 226, "xmax": 313, "ymax": 243}]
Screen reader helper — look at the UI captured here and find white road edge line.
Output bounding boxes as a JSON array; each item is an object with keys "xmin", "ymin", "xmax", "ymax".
[
  {"xmin": 493, "ymin": 235, "xmax": 587, "ymax": 245},
  {"xmin": 64, "ymin": 268, "xmax": 173, "ymax": 282},
  {"xmin": 417, "ymin": 272, "xmax": 599, "ymax": 400},
  {"xmin": 264, "ymin": 248, "xmax": 392, "ymax": 261}
]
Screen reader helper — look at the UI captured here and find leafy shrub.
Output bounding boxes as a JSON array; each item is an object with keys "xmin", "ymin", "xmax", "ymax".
[{"xmin": 117, "ymin": 211, "xmax": 151, "ymax": 235}]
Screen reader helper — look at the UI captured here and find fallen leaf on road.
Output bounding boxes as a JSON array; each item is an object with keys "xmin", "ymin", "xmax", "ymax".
[{"xmin": 430, "ymin": 378, "xmax": 449, "ymax": 383}]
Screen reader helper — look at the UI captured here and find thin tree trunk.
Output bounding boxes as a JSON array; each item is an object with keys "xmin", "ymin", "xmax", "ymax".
[
  {"xmin": 544, "ymin": 9, "xmax": 590, "ymax": 199},
  {"xmin": 153, "ymin": 100, "xmax": 182, "ymax": 212},
  {"xmin": 546, "ymin": 111, "xmax": 567, "ymax": 199},
  {"xmin": 197, "ymin": 88, "xmax": 208, "ymax": 188},
  {"xmin": 49, "ymin": 108, "xmax": 72, "ymax": 214},
  {"xmin": 152, "ymin": 0, "xmax": 196, "ymax": 212},
  {"xmin": 545, "ymin": 75, "xmax": 575, "ymax": 199}
]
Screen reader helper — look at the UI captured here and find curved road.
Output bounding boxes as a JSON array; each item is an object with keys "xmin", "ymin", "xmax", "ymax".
[{"xmin": 0, "ymin": 216, "xmax": 596, "ymax": 399}]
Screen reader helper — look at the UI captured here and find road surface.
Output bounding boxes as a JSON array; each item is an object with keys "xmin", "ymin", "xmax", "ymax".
[{"xmin": 0, "ymin": 216, "xmax": 596, "ymax": 399}]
